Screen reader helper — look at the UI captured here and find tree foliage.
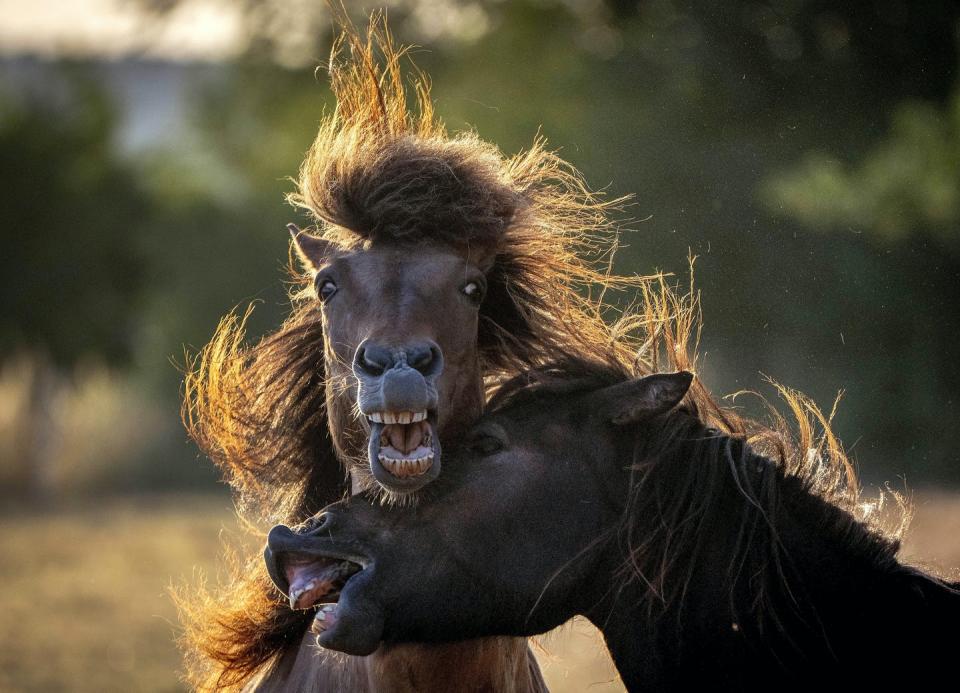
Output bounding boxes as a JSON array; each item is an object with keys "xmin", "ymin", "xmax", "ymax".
[
  {"xmin": 0, "ymin": 73, "xmax": 148, "ymax": 367},
  {"xmin": 763, "ymin": 89, "xmax": 960, "ymax": 251}
]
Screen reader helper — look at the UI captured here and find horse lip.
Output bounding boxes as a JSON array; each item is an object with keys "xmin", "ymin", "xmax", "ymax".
[{"xmin": 264, "ymin": 529, "xmax": 370, "ymax": 596}]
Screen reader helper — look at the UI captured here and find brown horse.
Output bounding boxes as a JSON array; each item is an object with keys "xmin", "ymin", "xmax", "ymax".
[
  {"xmin": 179, "ymin": 16, "xmax": 642, "ymax": 691},
  {"xmin": 265, "ymin": 287, "xmax": 960, "ymax": 692}
]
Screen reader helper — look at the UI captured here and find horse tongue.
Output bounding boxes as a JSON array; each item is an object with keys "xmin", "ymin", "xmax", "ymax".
[
  {"xmin": 285, "ymin": 561, "xmax": 342, "ymax": 610},
  {"xmin": 385, "ymin": 421, "xmax": 424, "ymax": 454}
]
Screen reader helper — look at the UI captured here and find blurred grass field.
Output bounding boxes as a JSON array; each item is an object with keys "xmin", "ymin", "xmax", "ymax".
[{"xmin": 1, "ymin": 492, "xmax": 957, "ymax": 693}]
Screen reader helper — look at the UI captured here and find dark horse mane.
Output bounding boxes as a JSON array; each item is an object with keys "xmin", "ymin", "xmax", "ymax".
[{"xmin": 488, "ymin": 346, "xmax": 914, "ymax": 639}]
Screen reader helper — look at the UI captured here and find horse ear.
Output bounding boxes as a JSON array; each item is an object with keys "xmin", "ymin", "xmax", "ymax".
[
  {"xmin": 289, "ymin": 223, "xmax": 331, "ymax": 271},
  {"xmin": 596, "ymin": 371, "xmax": 693, "ymax": 426}
]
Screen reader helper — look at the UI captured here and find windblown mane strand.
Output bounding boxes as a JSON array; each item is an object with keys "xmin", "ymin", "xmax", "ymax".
[
  {"xmin": 182, "ymin": 304, "xmax": 347, "ymax": 523},
  {"xmin": 653, "ymin": 276, "xmax": 903, "ymax": 632},
  {"xmin": 486, "ymin": 271, "xmax": 906, "ymax": 637}
]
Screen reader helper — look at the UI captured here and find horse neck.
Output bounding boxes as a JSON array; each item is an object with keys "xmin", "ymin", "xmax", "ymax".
[
  {"xmin": 594, "ymin": 562, "xmax": 960, "ymax": 690},
  {"xmin": 589, "ymin": 427, "xmax": 957, "ymax": 687},
  {"xmin": 258, "ymin": 632, "xmax": 546, "ymax": 693}
]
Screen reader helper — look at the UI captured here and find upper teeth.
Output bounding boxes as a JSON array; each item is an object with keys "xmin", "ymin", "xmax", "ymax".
[
  {"xmin": 368, "ymin": 411, "xmax": 427, "ymax": 424},
  {"xmin": 289, "ymin": 580, "xmax": 317, "ymax": 610}
]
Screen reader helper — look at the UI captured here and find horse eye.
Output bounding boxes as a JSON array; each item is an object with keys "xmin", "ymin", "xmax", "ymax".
[
  {"xmin": 316, "ymin": 278, "xmax": 338, "ymax": 303},
  {"xmin": 461, "ymin": 280, "xmax": 484, "ymax": 303},
  {"xmin": 471, "ymin": 435, "xmax": 503, "ymax": 456}
]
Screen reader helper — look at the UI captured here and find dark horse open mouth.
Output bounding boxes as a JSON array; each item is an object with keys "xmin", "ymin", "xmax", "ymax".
[
  {"xmin": 264, "ymin": 524, "xmax": 366, "ymax": 634},
  {"xmin": 366, "ymin": 410, "xmax": 441, "ymax": 485}
]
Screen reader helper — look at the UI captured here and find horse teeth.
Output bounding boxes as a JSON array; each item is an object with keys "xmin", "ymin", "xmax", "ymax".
[
  {"xmin": 371, "ymin": 411, "xmax": 426, "ymax": 426},
  {"xmin": 379, "ymin": 452, "xmax": 437, "ymax": 478}
]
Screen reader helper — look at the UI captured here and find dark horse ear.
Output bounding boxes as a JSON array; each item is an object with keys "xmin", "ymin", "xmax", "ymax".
[
  {"xmin": 594, "ymin": 371, "xmax": 693, "ymax": 426},
  {"xmin": 289, "ymin": 223, "xmax": 331, "ymax": 271}
]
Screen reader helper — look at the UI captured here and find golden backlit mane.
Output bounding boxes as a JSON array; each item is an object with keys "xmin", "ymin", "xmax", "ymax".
[
  {"xmin": 178, "ymin": 16, "xmax": 646, "ymax": 690},
  {"xmin": 176, "ymin": 15, "xmax": 905, "ymax": 692},
  {"xmin": 487, "ymin": 266, "xmax": 908, "ymax": 639}
]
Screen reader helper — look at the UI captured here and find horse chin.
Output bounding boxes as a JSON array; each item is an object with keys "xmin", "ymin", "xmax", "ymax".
[{"xmin": 366, "ymin": 411, "xmax": 442, "ymax": 494}]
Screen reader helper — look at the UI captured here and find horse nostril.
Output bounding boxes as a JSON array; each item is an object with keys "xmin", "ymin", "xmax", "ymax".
[
  {"xmin": 355, "ymin": 342, "xmax": 389, "ymax": 377},
  {"xmin": 303, "ymin": 512, "xmax": 332, "ymax": 535},
  {"xmin": 408, "ymin": 346, "xmax": 432, "ymax": 372},
  {"xmin": 407, "ymin": 343, "xmax": 442, "ymax": 376},
  {"xmin": 362, "ymin": 352, "xmax": 385, "ymax": 377}
]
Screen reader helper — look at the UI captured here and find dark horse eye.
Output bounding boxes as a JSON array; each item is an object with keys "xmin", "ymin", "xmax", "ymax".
[
  {"xmin": 471, "ymin": 435, "xmax": 503, "ymax": 456},
  {"xmin": 316, "ymin": 278, "xmax": 337, "ymax": 303},
  {"xmin": 461, "ymin": 280, "xmax": 484, "ymax": 304}
]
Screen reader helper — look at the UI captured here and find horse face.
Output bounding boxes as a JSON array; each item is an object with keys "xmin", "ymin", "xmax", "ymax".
[
  {"xmin": 294, "ymin": 229, "xmax": 490, "ymax": 495},
  {"xmin": 264, "ymin": 370, "xmax": 692, "ymax": 654}
]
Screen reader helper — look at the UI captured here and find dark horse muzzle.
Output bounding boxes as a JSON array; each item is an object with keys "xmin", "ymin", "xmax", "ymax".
[
  {"xmin": 353, "ymin": 338, "xmax": 444, "ymax": 492},
  {"xmin": 264, "ymin": 512, "xmax": 383, "ymax": 656}
]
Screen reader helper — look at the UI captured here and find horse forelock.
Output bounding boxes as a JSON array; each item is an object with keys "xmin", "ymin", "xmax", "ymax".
[{"xmin": 286, "ymin": 14, "xmax": 643, "ymax": 375}]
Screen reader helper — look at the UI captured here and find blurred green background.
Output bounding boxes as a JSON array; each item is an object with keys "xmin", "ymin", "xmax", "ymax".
[
  {"xmin": 3, "ymin": 0, "xmax": 958, "ymax": 498},
  {"xmin": 1, "ymin": 2, "xmax": 958, "ymax": 690}
]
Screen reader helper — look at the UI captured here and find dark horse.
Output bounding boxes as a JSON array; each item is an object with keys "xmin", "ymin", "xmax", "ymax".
[
  {"xmin": 178, "ymin": 17, "xmax": 641, "ymax": 691},
  {"xmin": 266, "ymin": 356, "xmax": 960, "ymax": 690}
]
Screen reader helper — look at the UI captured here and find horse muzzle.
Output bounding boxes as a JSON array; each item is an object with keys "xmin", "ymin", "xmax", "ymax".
[{"xmin": 353, "ymin": 339, "xmax": 444, "ymax": 492}]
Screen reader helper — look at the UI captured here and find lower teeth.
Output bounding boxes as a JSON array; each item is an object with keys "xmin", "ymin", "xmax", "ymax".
[{"xmin": 378, "ymin": 455, "xmax": 432, "ymax": 478}]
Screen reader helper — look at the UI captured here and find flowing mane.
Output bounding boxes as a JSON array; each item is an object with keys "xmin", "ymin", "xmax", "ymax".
[
  {"xmin": 182, "ymin": 13, "xmax": 642, "ymax": 525},
  {"xmin": 487, "ymin": 274, "xmax": 910, "ymax": 636}
]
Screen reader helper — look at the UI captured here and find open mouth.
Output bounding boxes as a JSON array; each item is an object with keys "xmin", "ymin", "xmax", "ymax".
[
  {"xmin": 275, "ymin": 551, "xmax": 364, "ymax": 634},
  {"xmin": 367, "ymin": 409, "xmax": 441, "ymax": 487},
  {"xmin": 283, "ymin": 553, "xmax": 362, "ymax": 610}
]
